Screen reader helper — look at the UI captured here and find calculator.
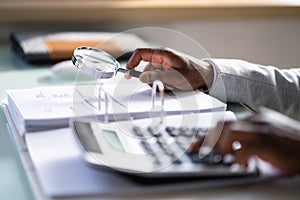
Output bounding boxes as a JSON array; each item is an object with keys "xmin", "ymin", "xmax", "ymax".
[{"xmin": 70, "ymin": 112, "xmax": 259, "ymax": 179}]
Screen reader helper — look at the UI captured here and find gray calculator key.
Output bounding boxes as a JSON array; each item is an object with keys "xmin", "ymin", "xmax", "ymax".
[{"xmin": 188, "ymin": 149, "xmax": 223, "ymax": 165}]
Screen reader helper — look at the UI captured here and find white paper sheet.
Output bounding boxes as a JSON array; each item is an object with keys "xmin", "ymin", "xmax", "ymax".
[
  {"xmin": 26, "ymin": 128, "xmax": 140, "ymax": 197},
  {"xmin": 25, "ymin": 112, "xmax": 262, "ymax": 198},
  {"xmin": 7, "ymin": 80, "xmax": 226, "ymax": 134}
]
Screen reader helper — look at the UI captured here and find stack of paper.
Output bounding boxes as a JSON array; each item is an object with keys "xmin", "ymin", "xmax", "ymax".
[{"xmin": 6, "ymin": 82, "xmax": 226, "ymax": 136}]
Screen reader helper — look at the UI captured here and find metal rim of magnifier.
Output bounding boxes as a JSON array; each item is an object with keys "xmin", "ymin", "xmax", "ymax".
[{"xmin": 72, "ymin": 46, "xmax": 119, "ymax": 79}]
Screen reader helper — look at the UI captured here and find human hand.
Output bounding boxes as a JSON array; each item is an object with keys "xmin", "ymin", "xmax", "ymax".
[
  {"xmin": 126, "ymin": 48, "xmax": 214, "ymax": 91},
  {"xmin": 190, "ymin": 109, "xmax": 300, "ymax": 175}
]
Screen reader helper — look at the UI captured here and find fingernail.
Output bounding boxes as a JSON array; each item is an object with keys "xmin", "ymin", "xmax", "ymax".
[
  {"xmin": 198, "ymin": 146, "xmax": 212, "ymax": 158},
  {"xmin": 232, "ymin": 141, "xmax": 241, "ymax": 151},
  {"xmin": 124, "ymin": 74, "xmax": 131, "ymax": 79}
]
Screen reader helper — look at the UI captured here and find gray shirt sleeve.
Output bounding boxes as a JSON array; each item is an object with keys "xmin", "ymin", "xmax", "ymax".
[{"xmin": 208, "ymin": 59, "xmax": 300, "ymax": 120}]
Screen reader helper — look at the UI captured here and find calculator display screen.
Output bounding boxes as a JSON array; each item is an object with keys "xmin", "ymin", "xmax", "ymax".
[{"xmin": 102, "ymin": 129, "xmax": 124, "ymax": 151}]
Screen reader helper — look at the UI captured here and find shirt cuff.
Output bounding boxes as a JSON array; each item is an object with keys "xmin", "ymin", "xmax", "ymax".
[{"xmin": 203, "ymin": 59, "xmax": 218, "ymax": 92}]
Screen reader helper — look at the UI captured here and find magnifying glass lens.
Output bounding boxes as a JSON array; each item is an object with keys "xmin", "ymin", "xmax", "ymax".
[
  {"xmin": 77, "ymin": 58, "xmax": 116, "ymax": 79},
  {"xmin": 72, "ymin": 47, "xmax": 142, "ymax": 79}
]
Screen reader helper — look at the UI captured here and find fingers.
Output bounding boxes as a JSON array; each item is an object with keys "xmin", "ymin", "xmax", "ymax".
[
  {"xmin": 126, "ymin": 48, "xmax": 186, "ymax": 70},
  {"xmin": 188, "ymin": 117, "xmax": 300, "ymax": 174},
  {"xmin": 139, "ymin": 63, "xmax": 166, "ymax": 83},
  {"xmin": 233, "ymin": 145, "xmax": 257, "ymax": 167},
  {"xmin": 125, "ymin": 48, "xmax": 205, "ymax": 90},
  {"xmin": 215, "ymin": 121, "xmax": 263, "ymax": 154},
  {"xmin": 189, "ymin": 136, "xmax": 204, "ymax": 153},
  {"xmin": 140, "ymin": 70, "xmax": 175, "ymax": 84},
  {"xmin": 188, "ymin": 121, "xmax": 235, "ymax": 153},
  {"xmin": 193, "ymin": 121, "xmax": 264, "ymax": 161}
]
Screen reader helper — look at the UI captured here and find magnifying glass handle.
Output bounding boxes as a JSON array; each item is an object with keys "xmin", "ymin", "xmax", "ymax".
[
  {"xmin": 118, "ymin": 68, "xmax": 142, "ymax": 78},
  {"xmin": 128, "ymin": 69, "xmax": 143, "ymax": 78}
]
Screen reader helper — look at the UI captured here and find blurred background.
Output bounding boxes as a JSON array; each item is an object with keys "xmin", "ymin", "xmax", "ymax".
[{"xmin": 1, "ymin": 0, "xmax": 300, "ymax": 68}]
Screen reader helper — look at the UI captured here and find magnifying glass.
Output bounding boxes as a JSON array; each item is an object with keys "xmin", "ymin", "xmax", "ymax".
[{"xmin": 72, "ymin": 46, "xmax": 142, "ymax": 79}]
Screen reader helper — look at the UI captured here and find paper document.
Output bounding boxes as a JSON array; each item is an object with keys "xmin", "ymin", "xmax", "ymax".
[
  {"xmin": 25, "ymin": 112, "xmax": 261, "ymax": 197},
  {"xmin": 7, "ymin": 82, "xmax": 226, "ymax": 135}
]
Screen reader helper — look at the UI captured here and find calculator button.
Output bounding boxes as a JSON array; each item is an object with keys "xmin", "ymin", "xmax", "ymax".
[
  {"xmin": 223, "ymin": 154, "xmax": 235, "ymax": 165},
  {"xmin": 133, "ymin": 126, "xmax": 141, "ymax": 134},
  {"xmin": 147, "ymin": 126, "xmax": 162, "ymax": 137},
  {"xmin": 188, "ymin": 150, "xmax": 223, "ymax": 165},
  {"xmin": 157, "ymin": 154, "xmax": 172, "ymax": 164},
  {"xmin": 134, "ymin": 126, "xmax": 228, "ymax": 167},
  {"xmin": 166, "ymin": 126, "xmax": 181, "ymax": 137},
  {"xmin": 141, "ymin": 140, "xmax": 160, "ymax": 154},
  {"xmin": 196, "ymin": 128, "xmax": 208, "ymax": 136},
  {"xmin": 191, "ymin": 128, "xmax": 198, "ymax": 136},
  {"xmin": 162, "ymin": 147, "xmax": 174, "ymax": 156},
  {"xmin": 176, "ymin": 135, "xmax": 192, "ymax": 150},
  {"xmin": 182, "ymin": 128, "xmax": 196, "ymax": 138},
  {"xmin": 157, "ymin": 137, "xmax": 167, "ymax": 145},
  {"xmin": 165, "ymin": 126, "xmax": 175, "ymax": 133},
  {"xmin": 179, "ymin": 127, "xmax": 189, "ymax": 134},
  {"xmin": 169, "ymin": 152, "xmax": 182, "ymax": 164},
  {"xmin": 133, "ymin": 126, "xmax": 147, "ymax": 138},
  {"xmin": 148, "ymin": 153, "xmax": 161, "ymax": 165},
  {"xmin": 141, "ymin": 141, "xmax": 151, "ymax": 151},
  {"xmin": 160, "ymin": 143, "xmax": 171, "ymax": 152},
  {"xmin": 211, "ymin": 153, "xmax": 223, "ymax": 164},
  {"xmin": 172, "ymin": 160, "xmax": 181, "ymax": 164}
]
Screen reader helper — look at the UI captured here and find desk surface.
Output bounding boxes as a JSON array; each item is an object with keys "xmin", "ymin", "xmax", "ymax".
[
  {"xmin": 1, "ymin": 44, "xmax": 300, "ymax": 200},
  {"xmin": 0, "ymin": 44, "xmax": 72, "ymax": 200}
]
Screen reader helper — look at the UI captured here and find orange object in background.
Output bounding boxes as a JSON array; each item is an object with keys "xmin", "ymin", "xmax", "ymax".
[
  {"xmin": 10, "ymin": 32, "xmax": 146, "ymax": 64},
  {"xmin": 45, "ymin": 40, "xmax": 122, "ymax": 60}
]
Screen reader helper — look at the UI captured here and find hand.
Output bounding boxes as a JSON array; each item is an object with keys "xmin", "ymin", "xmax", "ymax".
[
  {"xmin": 190, "ymin": 116, "xmax": 300, "ymax": 175},
  {"xmin": 126, "ymin": 48, "xmax": 214, "ymax": 91}
]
